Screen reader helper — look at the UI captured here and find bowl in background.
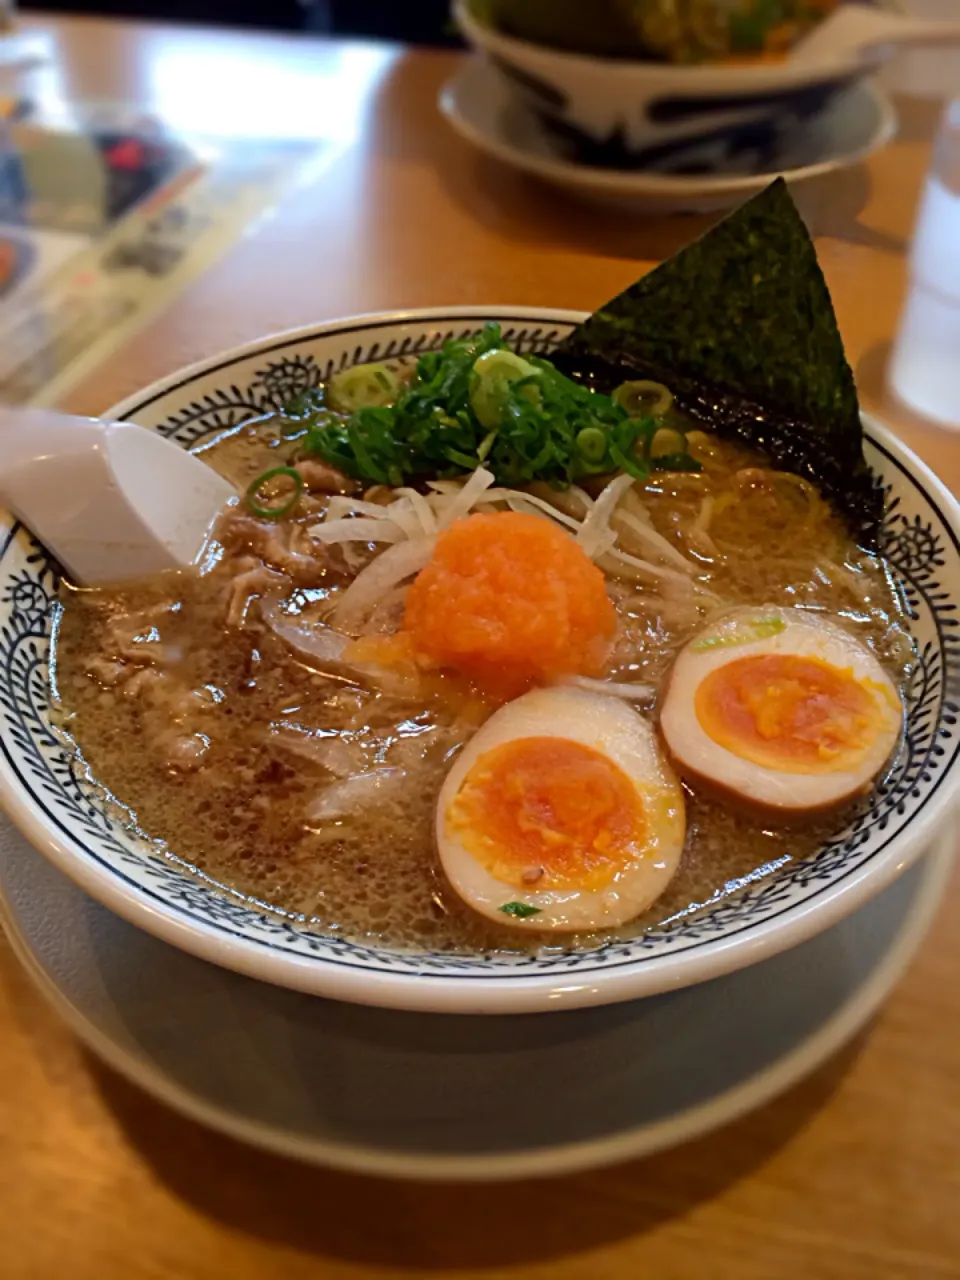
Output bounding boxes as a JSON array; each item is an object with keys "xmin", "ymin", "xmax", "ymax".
[
  {"xmin": 1, "ymin": 307, "xmax": 958, "ymax": 1014},
  {"xmin": 440, "ymin": 58, "xmax": 896, "ymax": 210},
  {"xmin": 452, "ymin": 0, "xmax": 891, "ymax": 165}
]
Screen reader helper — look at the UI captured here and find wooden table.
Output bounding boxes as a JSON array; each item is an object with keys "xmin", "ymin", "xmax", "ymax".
[{"xmin": 2, "ymin": 15, "xmax": 959, "ymax": 1278}]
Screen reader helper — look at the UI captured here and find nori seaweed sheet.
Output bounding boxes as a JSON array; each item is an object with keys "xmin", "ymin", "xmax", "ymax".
[{"xmin": 553, "ymin": 178, "xmax": 883, "ymax": 549}]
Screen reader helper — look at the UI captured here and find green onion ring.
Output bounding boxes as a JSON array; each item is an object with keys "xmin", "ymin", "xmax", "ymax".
[
  {"xmin": 576, "ymin": 426, "xmax": 607, "ymax": 463},
  {"xmin": 245, "ymin": 465, "xmax": 304, "ymax": 519},
  {"xmin": 613, "ymin": 380, "xmax": 674, "ymax": 418}
]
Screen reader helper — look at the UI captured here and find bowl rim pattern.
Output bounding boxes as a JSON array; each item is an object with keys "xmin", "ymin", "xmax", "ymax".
[{"xmin": 0, "ymin": 305, "xmax": 958, "ymax": 1014}]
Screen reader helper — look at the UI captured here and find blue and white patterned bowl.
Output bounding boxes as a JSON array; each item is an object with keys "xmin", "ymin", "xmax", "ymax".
[
  {"xmin": 2, "ymin": 307, "xmax": 959, "ymax": 1014},
  {"xmin": 452, "ymin": 1, "xmax": 890, "ymax": 167}
]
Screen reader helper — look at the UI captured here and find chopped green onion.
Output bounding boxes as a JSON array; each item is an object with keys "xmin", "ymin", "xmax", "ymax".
[
  {"xmin": 302, "ymin": 323, "xmax": 645, "ymax": 490},
  {"xmin": 576, "ymin": 426, "xmax": 607, "ymax": 463},
  {"xmin": 609, "ymin": 439, "xmax": 648, "ymax": 482},
  {"xmin": 245, "ymin": 466, "xmax": 304, "ymax": 520},
  {"xmin": 613, "ymin": 380, "xmax": 674, "ymax": 419},
  {"xmin": 327, "ymin": 363, "xmax": 401, "ymax": 413},
  {"xmin": 650, "ymin": 426, "xmax": 686, "ymax": 458},
  {"xmin": 444, "ymin": 446, "xmax": 482, "ymax": 469},
  {"xmin": 499, "ymin": 901, "xmax": 542, "ymax": 919},
  {"xmin": 469, "ymin": 348, "xmax": 541, "ymax": 430},
  {"xmin": 476, "ymin": 429, "xmax": 497, "ymax": 461}
]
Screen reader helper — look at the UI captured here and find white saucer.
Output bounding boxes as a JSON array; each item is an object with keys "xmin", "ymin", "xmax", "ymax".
[
  {"xmin": 439, "ymin": 58, "xmax": 897, "ymax": 213},
  {"xmin": 0, "ymin": 817, "xmax": 951, "ymax": 1182}
]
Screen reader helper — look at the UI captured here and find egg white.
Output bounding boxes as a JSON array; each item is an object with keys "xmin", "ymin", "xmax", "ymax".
[
  {"xmin": 436, "ymin": 685, "xmax": 686, "ymax": 932},
  {"xmin": 659, "ymin": 606, "xmax": 903, "ymax": 814}
]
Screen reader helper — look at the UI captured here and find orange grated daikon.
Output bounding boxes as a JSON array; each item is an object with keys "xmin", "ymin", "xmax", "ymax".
[{"xmin": 402, "ymin": 511, "xmax": 616, "ymax": 699}]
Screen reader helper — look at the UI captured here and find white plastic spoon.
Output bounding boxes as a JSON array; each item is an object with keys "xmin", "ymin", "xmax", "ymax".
[
  {"xmin": 791, "ymin": 4, "xmax": 960, "ymax": 69},
  {"xmin": 0, "ymin": 408, "xmax": 237, "ymax": 586}
]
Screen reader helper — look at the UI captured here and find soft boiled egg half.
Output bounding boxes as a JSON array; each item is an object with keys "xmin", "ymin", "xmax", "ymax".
[
  {"xmin": 660, "ymin": 606, "xmax": 903, "ymax": 815},
  {"xmin": 436, "ymin": 685, "xmax": 686, "ymax": 932}
]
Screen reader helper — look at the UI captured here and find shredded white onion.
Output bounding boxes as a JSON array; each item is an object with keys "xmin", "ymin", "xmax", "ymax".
[
  {"xmin": 271, "ymin": 726, "xmax": 360, "ymax": 775},
  {"xmin": 527, "ymin": 481, "xmax": 593, "ymax": 520},
  {"xmin": 612, "ymin": 508, "xmax": 696, "ymax": 572},
  {"xmin": 395, "ymin": 487, "xmax": 438, "ymax": 536},
  {"xmin": 332, "ymin": 536, "xmax": 436, "ymax": 633},
  {"xmin": 437, "ymin": 466, "xmax": 496, "ymax": 528},
  {"xmin": 324, "ymin": 496, "xmax": 394, "ymax": 520},
  {"xmin": 688, "ymin": 495, "xmax": 718, "ymax": 556},
  {"xmin": 598, "ymin": 546, "xmax": 697, "ymax": 591},
  {"xmin": 384, "ymin": 499, "xmax": 424, "ymax": 541},
  {"xmin": 304, "ymin": 768, "xmax": 406, "ymax": 823},
  {"xmin": 504, "ymin": 492, "xmax": 581, "ymax": 533},
  {"xmin": 339, "ymin": 542, "xmax": 372, "ymax": 572},
  {"xmin": 595, "ymin": 527, "xmax": 621, "ymax": 557},
  {"xmin": 559, "ymin": 674, "xmax": 655, "ymax": 701},
  {"xmin": 309, "ymin": 467, "xmax": 711, "ymax": 606},
  {"xmin": 692, "ymin": 495, "xmax": 714, "ymax": 534},
  {"xmin": 618, "ymin": 489, "xmax": 652, "ymax": 525},
  {"xmin": 309, "ymin": 517, "xmax": 405, "ymax": 545},
  {"xmin": 603, "ymin": 545, "xmax": 720, "ymax": 602},
  {"xmin": 262, "ymin": 611, "xmax": 352, "ymax": 668},
  {"xmin": 577, "ymin": 473, "xmax": 636, "ymax": 559},
  {"xmin": 362, "ymin": 584, "xmax": 410, "ymax": 636}
]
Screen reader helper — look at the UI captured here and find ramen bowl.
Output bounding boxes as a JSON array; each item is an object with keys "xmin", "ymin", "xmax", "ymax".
[
  {"xmin": 1, "ymin": 306, "xmax": 959, "ymax": 1014},
  {"xmin": 453, "ymin": 0, "xmax": 887, "ymax": 167}
]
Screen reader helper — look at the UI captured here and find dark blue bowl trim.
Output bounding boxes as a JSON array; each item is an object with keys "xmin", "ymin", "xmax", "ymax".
[
  {"xmin": 531, "ymin": 81, "xmax": 851, "ymax": 171},
  {"xmin": 122, "ymin": 316, "xmax": 553, "ymax": 418},
  {"xmin": 647, "ymin": 79, "xmax": 852, "ymax": 125},
  {"xmin": 490, "ymin": 55, "xmax": 567, "ymax": 110},
  {"xmin": 1, "ymin": 396, "xmax": 957, "ymax": 979},
  {"xmin": 0, "ymin": 523, "xmax": 17, "ymax": 563},
  {"xmin": 535, "ymin": 108, "xmax": 819, "ymax": 173}
]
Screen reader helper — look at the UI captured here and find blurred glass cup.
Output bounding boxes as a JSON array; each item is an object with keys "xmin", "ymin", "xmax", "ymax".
[{"xmin": 889, "ymin": 101, "xmax": 960, "ymax": 429}]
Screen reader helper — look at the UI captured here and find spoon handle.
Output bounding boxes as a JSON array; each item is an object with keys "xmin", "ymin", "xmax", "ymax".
[
  {"xmin": 0, "ymin": 409, "xmax": 105, "ymax": 509},
  {"xmin": 859, "ymin": 15, "xmax": 960, "ymax": 51}
]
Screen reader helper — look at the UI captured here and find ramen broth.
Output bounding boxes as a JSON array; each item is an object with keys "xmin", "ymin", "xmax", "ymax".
[{"xmin": 51, "ymin": 407, "xmax": 913, "ymax": 954}]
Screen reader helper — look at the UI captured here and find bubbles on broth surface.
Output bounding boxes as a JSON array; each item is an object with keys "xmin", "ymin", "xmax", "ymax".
[{"xmin": 50, "ymin": 407, "xmax": 914, "ymax": 956}]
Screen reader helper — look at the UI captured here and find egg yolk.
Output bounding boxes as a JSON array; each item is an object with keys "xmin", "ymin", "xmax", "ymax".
[
  {"xmin": 447, "ymin": 736, "xmax": 647, "ymax": 892},
  {"xmin": 403, "ymin": 511, "xmax": 616, "ymax": 700},
  {"xmin": 694, "ymin": 653, "xmax": 889, "ymax": 774}
]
